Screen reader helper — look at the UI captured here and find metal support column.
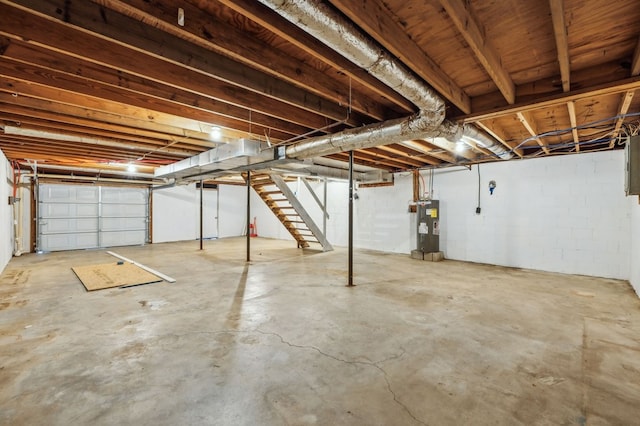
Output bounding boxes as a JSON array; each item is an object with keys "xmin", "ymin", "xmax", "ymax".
[
  {"xmin": 323, "ymin": 177, "xmax": 327, "ymax": 237},
  {"xmin": 246, "ymin": 170, "xmax": 251, "ymax": 262},
  {"xmin": 199, "ymin": 179, "xmax": 203, "ymax": 250},
  {"xmin": 348, "ymin": 151, "xmax": 354, "ymax": 287}
]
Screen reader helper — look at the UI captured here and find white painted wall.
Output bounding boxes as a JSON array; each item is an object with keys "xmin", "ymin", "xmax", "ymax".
[
  {"xmin": 218, "ymin": 184, "xmax": 247, "ymax": 238},
  {"xmin": 249, "ymin": 178, "xmax": 351, "ymax": 247},
  {"xmin": 1, "ymin": 151, "xmax": 13, "ymax": 274},
  {"xmin": 153, "ymin": 183, "xmax": 248, "ymax": 242},
  {"xmin": 630, "ymin": 196, "xmax": 640, "ymax": 296},
  {"xmin": 434, "ymin": 151, "xmax": 630, "ymax": 279},
  {"xmin": 252, "ymin": 151, "xmax": 632, "ymax": 281},
  {"xmin": 153, "ymin": 184, "xmax": 199, "ymax": 243}
]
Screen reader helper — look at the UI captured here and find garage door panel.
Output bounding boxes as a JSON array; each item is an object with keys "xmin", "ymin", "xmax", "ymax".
[
  {"xmin": 42, "ymin": 185, "xmax": 99, "ymax": 203},
  {"xmin": 100, "ymin": 230, "xmax": 146, "ymax": 247},
  {"xmin": 101, "ymin": 187, "xmax": 147, "ymax": 204},
  {"xmin": 38, "ymin": 184, "xmax": 148, "ymax": 252},
  {"xmin": 101, "ymin": 217, "xmax": 146, "ymax": 231},
  {"xmin": 41, "ymin": 217, "xmax": 99, "ymax": 233},
  {"xmin": 101, "ymin": 203, "xmax": 146, "ymax": 217},
  {"xmin": 40, "ymin": 233, "xmax": 99, "ymax": 251},
  {"xmin": 41, "ymin": 203, "xmax": 98, "ymax": 218}
]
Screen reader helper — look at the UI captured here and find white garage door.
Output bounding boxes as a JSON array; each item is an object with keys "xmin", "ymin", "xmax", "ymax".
[{"xmin": 38, "ymin": 184, "xmax": 149, "ymax": 252}]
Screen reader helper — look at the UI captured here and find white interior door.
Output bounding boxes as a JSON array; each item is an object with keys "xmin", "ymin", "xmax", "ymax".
[
  {"xmin": 200, "ymin": 188, "xmax": 218, "ymax": 239},
  {"xmin": 38, "ymin": 183, "xmax": 148, "ymax": 251}
]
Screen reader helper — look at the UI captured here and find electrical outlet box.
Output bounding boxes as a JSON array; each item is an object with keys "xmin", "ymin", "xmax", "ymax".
[{"xmin": 475, "ymin": 207, "xmax": 481, "ymax": 214}]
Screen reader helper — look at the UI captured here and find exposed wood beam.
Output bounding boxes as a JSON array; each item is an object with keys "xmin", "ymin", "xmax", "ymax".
[
  {"xmin": 566, "ymin": 101, "xmax": 580, "ymax": 152},
  {"xmin": 0, "ymin": 61, "xmax": 297, "ymax": 141},
  {"xmin": 1, "ymin": 41, "xmax": 309, "ymax": 137},
  {"xmin": 475, "ymin": 121, "xmax": 523, "ymax": 158},
  {"xmin": 351, "ymin": 149, "xmax": 420, "ymax": 170},
  {"xmin": 373, "ymin": 146, "xmax": 438, "ymax": 167},
  {"xmin": 438, "ymin": 0, "xmax": 516, "ymax": 104},
  {"xmin": 459, "ymin": 75, "xmax": 640, "ymax": 122},
  {"xmin": 1, "ymin": 125, "xmax": 195, "ymax": 157},
  {"xmin": 210, "ymin": 0, "xmax": 415, "ymax": 113},
  {"xmin": 516, "ymin": 112, "xmax": 550, "ymax": 154},
  {"xmin": 378, "ymin": 144, "xmax": 441, "ymax": 166},
  {"xmin": 549, "ymin": 0, "xmax": 570, "ymax": 92},
  {"xmin": 326, "ymin": 152, "xmax": 396, "ymax": 171},
  {"xmin": 95, "ymin": 0, "xmax": 391, "ymax": 121},
  {"xmin": 0, "ymin": 1, "xmax": 361, "ymax": 126},
  {"xmin": 401, "ymin": 140, "xmax": 455, "ymax": 164},
  {"xmin": 330, "ymin": 0, "xmax": 470, "ymax": 113},
  {"xmin": 418, "ymin": 136, "xmax": 477, "ymax": 161},
  {"xmin": 0, "ymin": 91, "xmax": 236, "ymax": 142},
  {"xmin": 609, "ymin": 90, "xmax": 636, "ymax": 148},
  {"xmin": 0, "ymin": 103, "xmax": 215, "ymax": 149},
  {"xmin": 0, "ymin": 137, "xmax": 181, "ymax": 162},
  {"xmin": 0, "ymin": 110, "xmax": 209, "ymax": 153},
  {"xmin": 609, "ymin": 38, "xmax": 640, "ymax": 147},
  {"xmin": 631, "ymin": 36, "xmax": 640, "ymax": 77}
]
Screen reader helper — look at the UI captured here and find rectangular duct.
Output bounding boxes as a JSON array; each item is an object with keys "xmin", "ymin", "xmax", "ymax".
[{"xmin": 154, "ymin": 139, "xmax": 274, "ymax": 180}]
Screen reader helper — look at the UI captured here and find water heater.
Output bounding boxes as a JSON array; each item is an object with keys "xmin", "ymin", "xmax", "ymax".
[{"xmin": 416, "ymin": 200, "xmax": 439, "ymax": 253}]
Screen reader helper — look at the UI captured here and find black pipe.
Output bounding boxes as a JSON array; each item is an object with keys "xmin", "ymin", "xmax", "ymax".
[
  {"xmin": 199, "ymin": 179, "xmax": 204, "ymax": 250},
  {"xmin": 348, "ymin": 151, "xmax": 354, "ymax": 286},
  {"xmin": 246, "ymin": 171, "xmax": 251, "ymax": 262}
]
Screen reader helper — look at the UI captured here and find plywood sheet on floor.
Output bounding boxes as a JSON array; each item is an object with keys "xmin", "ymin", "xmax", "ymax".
[{"xmin": 72, "ymin": 262, "xmax": 162, "ymax": 291}]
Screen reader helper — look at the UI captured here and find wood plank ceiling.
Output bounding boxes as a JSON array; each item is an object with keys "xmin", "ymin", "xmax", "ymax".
[{"xmin": 0, "ymin": 0, "xmax": 639, "ymax": 179}]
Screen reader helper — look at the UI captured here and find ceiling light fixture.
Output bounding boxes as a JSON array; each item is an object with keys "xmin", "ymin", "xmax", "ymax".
[
  {"xmin": 455, "ymin": 141, "xmax": 466, "ymax": 152},
  {"xmin": 210, "ymin": 126, "xmax": 222, "ymax": 140},
  {"xmin": 127, "ymin": 163, "xmax": 137, "ymax": 173}
]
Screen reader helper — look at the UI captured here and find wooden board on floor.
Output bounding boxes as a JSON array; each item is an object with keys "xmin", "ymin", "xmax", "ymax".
[{"xmin": 72, "ymin": 262, "xmax": 162, "ymax": 291}]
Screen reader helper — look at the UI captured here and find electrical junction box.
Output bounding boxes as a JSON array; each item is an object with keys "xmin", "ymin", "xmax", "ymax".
[
  {"xmin": 416, "ymin": 199, "xmax": 439, "ymax": 253},
  {"xmin": 626, "ymin": 135, "xmax": 640, "ymax": 195}
]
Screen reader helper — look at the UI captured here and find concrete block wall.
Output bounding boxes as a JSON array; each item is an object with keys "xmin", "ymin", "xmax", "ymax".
[
  {"xmin": 254, "ymin": 151, "xmax": 633, "ymax": 282},
  {"xmin": 434, "ymin": 151, "xmax": 630, "ymax": 279},
  {"xmin": 1, "ymin": 151, "xmax": 13, "ymax": 274}
]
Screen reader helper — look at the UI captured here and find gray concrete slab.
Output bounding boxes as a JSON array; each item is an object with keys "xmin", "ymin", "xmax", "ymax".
[{"xmin": 1, "ymin": 237, "xmax": 639, "ymax": 425}]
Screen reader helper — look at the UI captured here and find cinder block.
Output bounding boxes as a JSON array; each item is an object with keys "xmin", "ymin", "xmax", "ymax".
[
  {"xmin": 424, "ymin": 251, "xmax": 444, "ymax": 262},
  {"xmin": 410, "ymin": 250, "xmax": 424, "ymax": 260}
]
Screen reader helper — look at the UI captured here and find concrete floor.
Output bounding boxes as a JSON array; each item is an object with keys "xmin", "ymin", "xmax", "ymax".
[{"xmin": 1, "ymin": 237, "xmax": 639, "ymax": 425}]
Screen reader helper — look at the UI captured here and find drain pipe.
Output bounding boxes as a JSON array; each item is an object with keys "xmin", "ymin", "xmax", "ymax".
[{"xmin": 258, "ymin": 0, "xmax": 512, "ymax": 160}]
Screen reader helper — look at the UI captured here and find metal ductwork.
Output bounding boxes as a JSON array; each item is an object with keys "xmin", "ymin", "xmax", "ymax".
[
  {"xmin": 258, "ymin": 0, "xmax": 513, "ymax": 161},
  {"xmin": 285, "ymin": 113, "xmax": 462, "ymax": 159},
  {"xmin": 256, "ymin": 0, "xmax": 445, "ymax": 120},
  {"xmin": 462, "ymin": 125, "xmax": 512, "ymax": 160}
]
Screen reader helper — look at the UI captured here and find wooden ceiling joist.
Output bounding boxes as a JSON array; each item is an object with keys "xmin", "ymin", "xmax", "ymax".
[
  {"xmin": 609, "ymin": 90, "xmax": 636, "ymax": 147},
  {"xmin": 438, "ymin": 0, "xmax": 516, "ymax": 104},
  {"xmin": 376, "ymin": 144, "xmax": 441, "ymax": 167},
  {"xmin": 631, "ymin": 36, "xmax": 640, "ymax": 77},
  {"xmin": 516, "ymin": 112, "xmax": 550, "ymax": 154},
  {"xmin": 462, "ymin": 75, "xmax": 640, "ymax": 122},
  {"xmin": 549, "ymin": 0, "xmax": 571, "ymax": 92},
  {"xmin": 98, "ymin": 0, "xmax": 391, "ymax": 122},
  {"xmin": 330, "ymin": 0, "xmax": 470, "ymax": 113},
  {"xmin": 566, "ymin": 101, "xmax": 580, "ymax": 152},
  {"xmin": 474, "ymin": 121, "xmax": 523, "ymax": 158},
  {"xmin": 212, "ymin": 0, "xmax": 415, "ymax": 114},
  {"xmin": 0, "ymin": 1, "xmax": 362, "ymax": 127},
  {"xmin": 0, "ymin": 41, "xmax": 309, "ymax": 137}
]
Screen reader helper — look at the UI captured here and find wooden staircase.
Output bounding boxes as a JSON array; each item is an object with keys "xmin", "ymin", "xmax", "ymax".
[{"xmin": 247, "ymin": 173, "xmax": 333, "ymax": 251}]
